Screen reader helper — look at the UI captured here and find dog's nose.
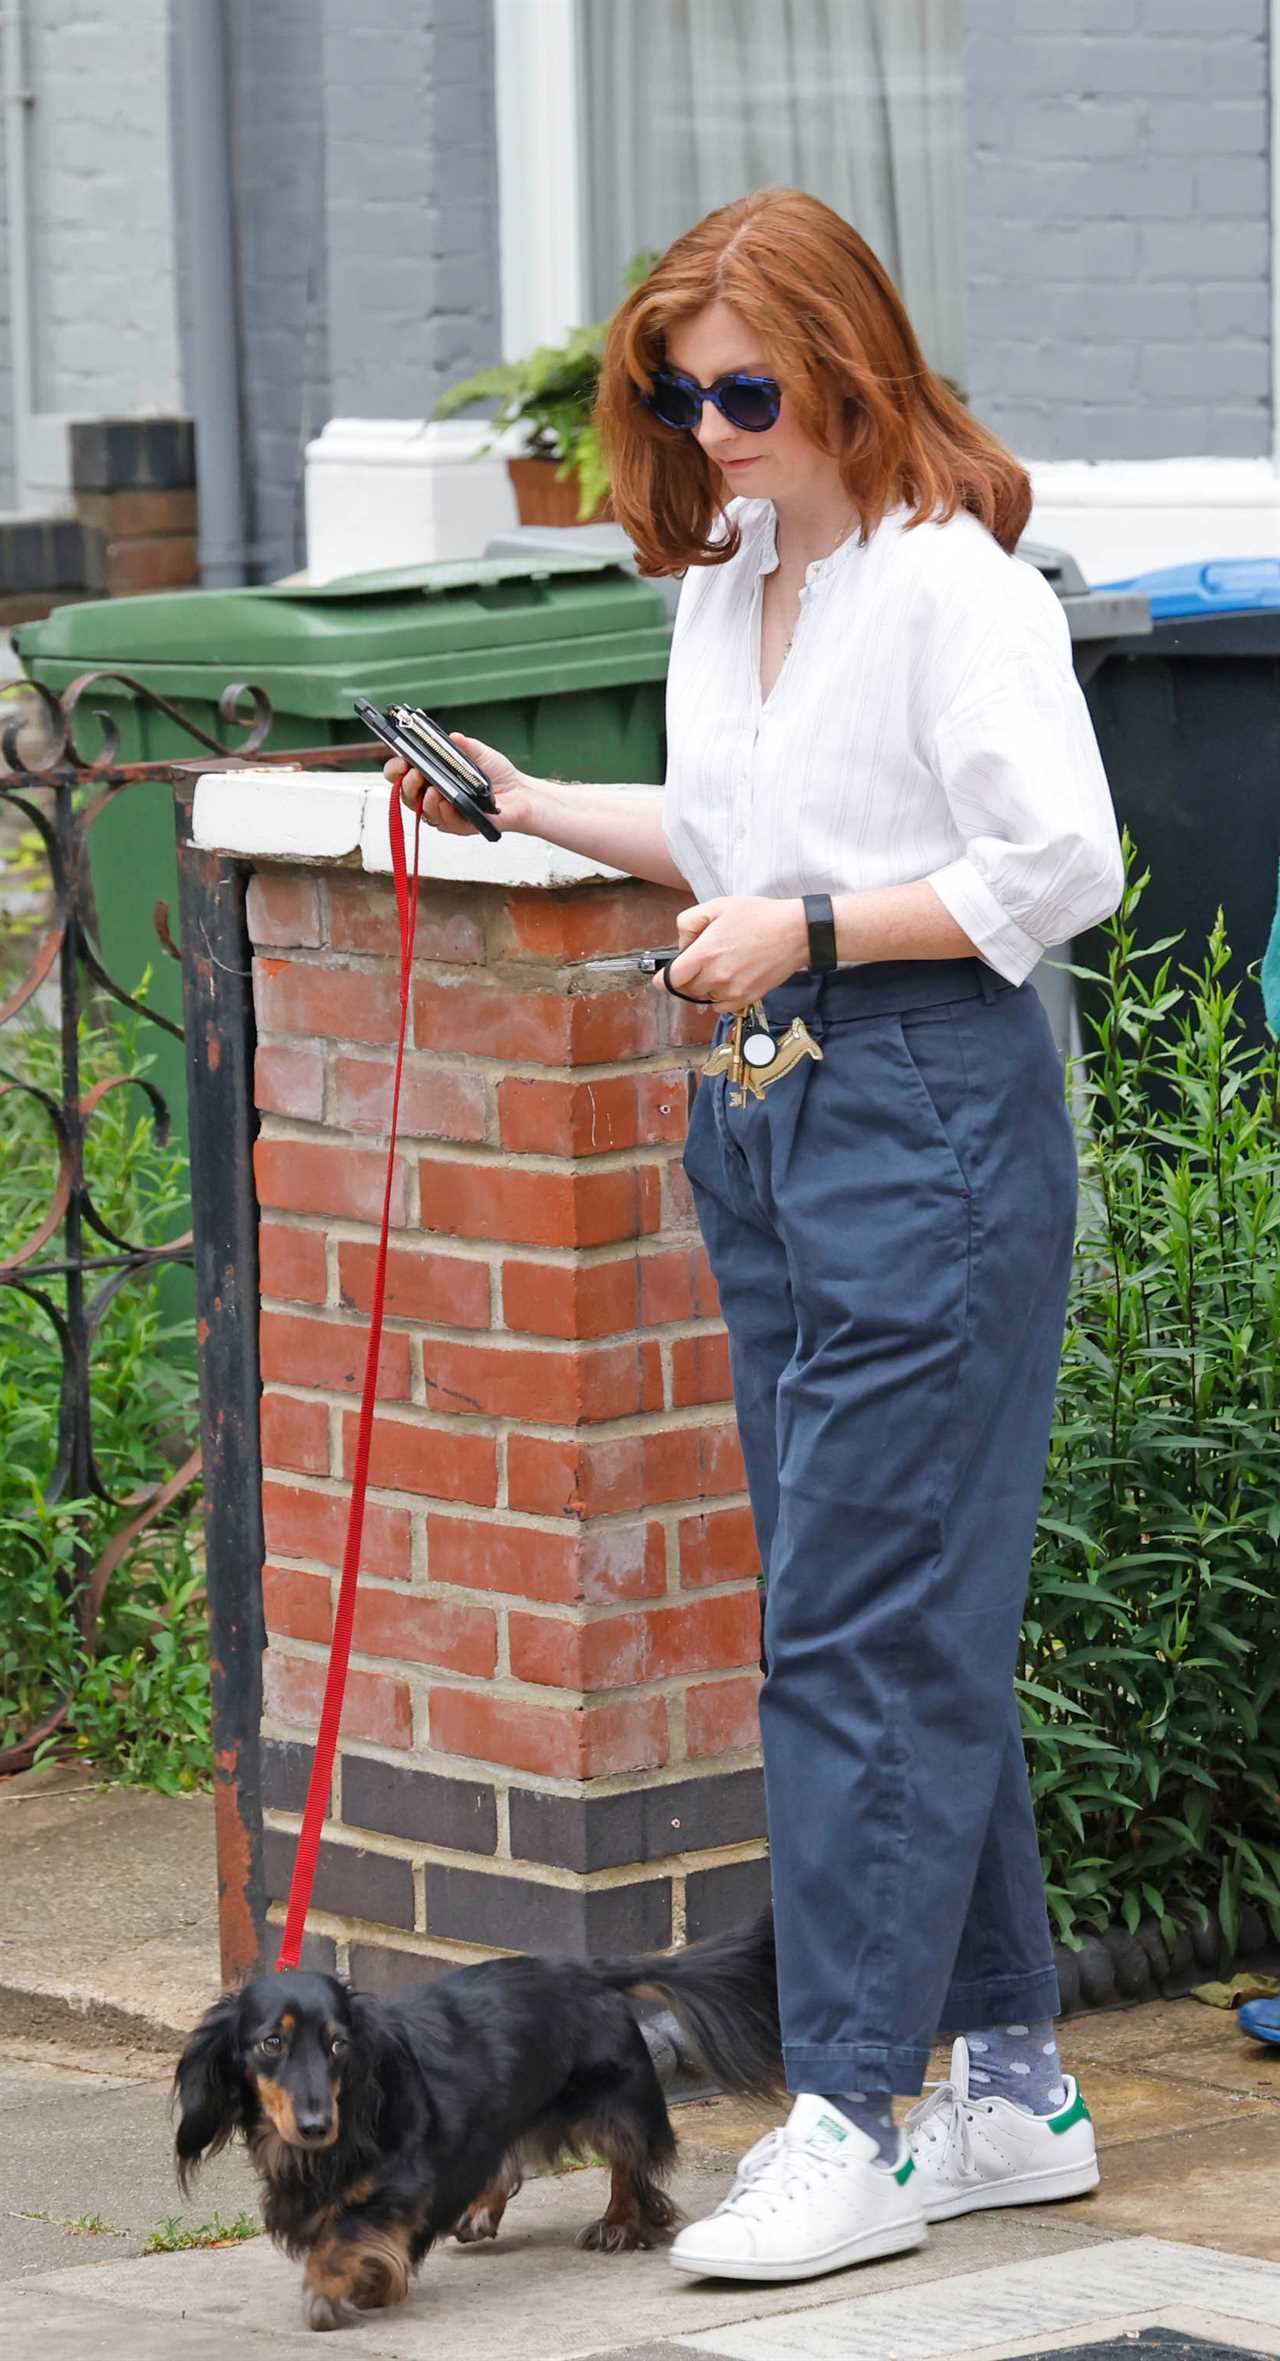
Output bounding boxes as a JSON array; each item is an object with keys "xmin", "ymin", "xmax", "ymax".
[{"xmin": 295, "ymin": 2111, "xmax": 332, "ymax": 2142}]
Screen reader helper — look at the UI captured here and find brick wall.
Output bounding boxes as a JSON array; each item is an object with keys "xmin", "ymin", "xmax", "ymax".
[
  {"xmin": 248, "ymin": 862, "xmax": 768, "ymax": 1987},
  {"xmin": 24, "ymin": 0, "xmax": 182, "ymax": 424},
  {"xmin": 214, "ymin": 0, "xmax": 502, "ymax": 581},
  {"xmin": 71, "ymin": 417, "xmax": 197, "ymax": 596},
  {"xmin": 225, "ymin": 0, "xmax": 330, "ymax": 583},
  {"xmin": 965, "ymin": 0, "xmax": 1272, "ymax": 460},
  {"xmin": 321, "ymin": 0, "xmax": 502, "ymax": 422}
]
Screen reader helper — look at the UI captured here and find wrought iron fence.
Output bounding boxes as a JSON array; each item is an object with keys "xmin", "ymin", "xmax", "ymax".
[{"xmin": 0, "ymin": 671, "xmax": 274, "ymax": 1774}]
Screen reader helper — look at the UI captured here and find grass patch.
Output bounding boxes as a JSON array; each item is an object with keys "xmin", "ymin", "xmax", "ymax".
[
  {"xmin": 142, "ymin": 2210, "xmax": 261, "ymax": 2254},
  {"xmin": 15, "ymin": 2208, "xmax": 127, "ymax": 2237}
]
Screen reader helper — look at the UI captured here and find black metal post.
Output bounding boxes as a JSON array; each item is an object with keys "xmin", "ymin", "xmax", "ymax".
[{"xmin": 173, "ymin": 777, "xmax": 267, "ymax": 1981}]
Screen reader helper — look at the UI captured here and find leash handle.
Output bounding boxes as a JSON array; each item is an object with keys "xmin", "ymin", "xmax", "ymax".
[{"xmin": 275, "ymin": 789, "xmax": 420, "ymax": 1973}]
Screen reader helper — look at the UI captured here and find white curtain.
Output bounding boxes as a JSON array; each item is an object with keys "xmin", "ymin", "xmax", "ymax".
[{"xmin": 576, "ymin": 0, "xmax": 966, "ymax": 384}]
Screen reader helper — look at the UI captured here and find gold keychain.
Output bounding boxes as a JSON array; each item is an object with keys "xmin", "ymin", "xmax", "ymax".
[
  {"xmin": 704, "ymin": 1000, "xmax": 822, "ymax": 1106},
  {"xmin": 561, "ymin": 948, "xmax": 823, "ymax": 1108}
]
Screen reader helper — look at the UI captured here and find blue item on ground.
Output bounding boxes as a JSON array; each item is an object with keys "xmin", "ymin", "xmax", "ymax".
[
  {"xmin": 1095, "ymin": 556, "xmax": 1280, "ymax": 617},
  {"xmin": 1238, "ymin": 1996, "xmax": 1280, "ymax": 2045}
]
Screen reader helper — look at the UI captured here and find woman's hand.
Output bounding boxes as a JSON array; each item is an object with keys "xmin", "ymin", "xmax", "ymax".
[
  {"xmin": 660, "ymin": 896, "xmax": 810, "ymax": 1011},
  {"xmin": 384, "ymin": 733, "xmax": 532, "ymax": 836}
]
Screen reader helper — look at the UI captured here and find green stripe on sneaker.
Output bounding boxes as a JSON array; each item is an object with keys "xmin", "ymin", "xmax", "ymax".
[
  {"xmin": 893, "ymin": 2153, "xmax": 915, "ymax": 2185},
  {"xmin": 1048, "ymin": 2087, "xmax": 1091, "ymax": 2136}
]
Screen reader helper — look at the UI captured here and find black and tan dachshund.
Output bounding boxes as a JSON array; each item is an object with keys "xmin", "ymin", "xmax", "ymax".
[{"xmin": 174, "ymin": 1909, "xmax": 780, "ymax": 2330}]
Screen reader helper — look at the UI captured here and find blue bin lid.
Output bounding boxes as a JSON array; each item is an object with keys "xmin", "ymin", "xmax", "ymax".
[{"xmin": 1096, "ymin": 557, "xmax": 1280, "ymax": 618}]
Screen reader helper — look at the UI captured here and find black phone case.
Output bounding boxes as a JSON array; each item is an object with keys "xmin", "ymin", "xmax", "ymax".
[{"xmin": 354, "ymin": 696, "xmax": 502, "ymax": 844}]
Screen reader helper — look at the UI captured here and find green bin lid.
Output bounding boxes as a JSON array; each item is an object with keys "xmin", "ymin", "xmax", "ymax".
[{"xmin": 16, "ymin": 551, "xmax": 673, "ymax": 718}]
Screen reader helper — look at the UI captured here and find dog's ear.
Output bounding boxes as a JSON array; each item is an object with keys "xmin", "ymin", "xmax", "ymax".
[
  {"xmin": 344, "ymin": 1992, "xmax": 424, "ymax": 2153},
  {"xmin": 174, "ymin": 1990, "xmax": 245, "ymax": 2193}
]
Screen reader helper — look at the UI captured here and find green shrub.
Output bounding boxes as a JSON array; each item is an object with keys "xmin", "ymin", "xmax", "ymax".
[
  {"xmin": 0, "ymin": 1005, "xmax": 209, "ymax": 1790},
  {"xmin": 432, "ymin": 250, "xmax": 659, "ymax": 521},
  {"xmin": 1026, "ymin": 843, "xmax": 1280, "ymax": 1952}
]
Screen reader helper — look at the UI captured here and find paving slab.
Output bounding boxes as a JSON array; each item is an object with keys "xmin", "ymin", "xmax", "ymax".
[
  {"xmin": 14, "ymin": 2228, "xmax": 1280, "ymax": 2361},
  {"xmin": 0, "ymin": 2047, "xmax": 253, "ymax": 2276},
  {"xmin": 1062, "ymin": 2000, "xmax": 1280, "ymax": 2103},
  {"xmin": 653, "ymin": 2092, "xmax": 779, "ymax": 2167},
  {"xmin": 1072, "ymin": 2115, "xmax": 1280, "ymax": 2263},
  {"xmin": 0, "ymin": 2281, "xmax": 326, "ymax": 2360},
  {"xmin": 594, "ymin": 2318, "xmax": 1280, "ymax": 2361},
  {"xmin": 668, "ymin": 2044, "xmax": 1278, "ymax": 2178},
  {"xmin": 666, "ymin": 2236, "xmax": 1280, "ymax": 2359},
  {"xmin": 25, "ymin": 2160, "xmax": 1109, "ymax": 2361},
  {"xmin": 0, "ymin": 1766, "xmax": 222, "ymax": 2047},
  {"xmin": 1072, "ymin": 2062, "xmax": 1275, "ymax": 2147}
]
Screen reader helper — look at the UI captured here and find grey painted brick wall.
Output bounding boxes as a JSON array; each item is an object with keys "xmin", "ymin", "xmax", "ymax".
[
  {"xmin": 226, "ymin": 0, "xmax": 330, "ymax": 582},
  {"xmin": 0, "ymin": 80, "xmax": 13, "ymax": 512},
  {"xmin": 964, "ymin": 0, "xmax": 1272, "ymax": 460},
  {"xmin": 0, "ymin": 0, "xmax": 180, "ymax": 516},
  {"xmin": 320, "ymin": 0, "xmax": 501, "ymax": 421},
  {"xmin": 192, "ymin": 0, "xmax": 500, "ymax": 581},
  {"xmin": 24, "ymin": 0, "xmax": 181, "ymax": 425}
]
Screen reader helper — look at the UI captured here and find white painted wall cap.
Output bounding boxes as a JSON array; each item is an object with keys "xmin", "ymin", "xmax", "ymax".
[
  {"xmin": 1029, "ymin": 455, "xmax": 1280, "ymax": 508},
  {"xmin": 306, "ymin": 418, "xmax": 526, "ymax": 467},
  {"xmin": 192, "ymin": 771, "xmax": 626, "ymax": 892}
]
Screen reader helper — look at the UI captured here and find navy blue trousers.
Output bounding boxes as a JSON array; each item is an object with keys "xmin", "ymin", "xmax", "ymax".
[{"xmin": 682, "ymin": 959, "xmax": 1076, "ymax": 2097}]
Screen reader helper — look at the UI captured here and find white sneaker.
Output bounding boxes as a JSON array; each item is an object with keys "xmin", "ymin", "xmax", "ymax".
[
  {"xmin": 668, "ymin": 2093, "xmax": 926, "ymax": 2283},
  {"xmin": 906, "ymin": 2036, "xmax": 1100, "ymax": 2221}
]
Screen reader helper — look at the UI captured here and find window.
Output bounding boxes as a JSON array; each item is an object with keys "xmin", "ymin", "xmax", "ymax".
[{"xmin": 573, "ymin": 0, "xmax": 965, "ymax": 380}]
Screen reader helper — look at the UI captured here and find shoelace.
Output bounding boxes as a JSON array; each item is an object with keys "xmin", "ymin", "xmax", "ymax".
[
  {"xmin": 715, "ymin": 2127, "xmax": 784, "ymax": 2214},
  {"xmin": 904, "ymin": 2077, "xmax": 980, "ymax": 2177},
  {"xmin": 714, "ymin": 2126, "xmax": 849, "ymax": 2220}
]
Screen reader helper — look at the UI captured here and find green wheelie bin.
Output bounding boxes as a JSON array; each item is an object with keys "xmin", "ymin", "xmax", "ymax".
[{"xmin": 15, "ymin": 550, "xmax": 673, "ymax": 1147}]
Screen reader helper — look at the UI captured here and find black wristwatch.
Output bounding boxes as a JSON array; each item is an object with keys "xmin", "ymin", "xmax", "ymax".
[{"xmin": 802, "ymin": 893, "xmax": 839, "ymax": 972}]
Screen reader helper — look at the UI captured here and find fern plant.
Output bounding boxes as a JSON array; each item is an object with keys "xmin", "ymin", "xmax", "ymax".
[{"xmin": 433, "ymin": 253, "xmax": 658, "ymax": 522}]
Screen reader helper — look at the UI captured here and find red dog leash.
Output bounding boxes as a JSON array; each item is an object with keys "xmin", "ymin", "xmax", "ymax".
[{"xmin": 276, "ymin": 790, "xmax": 421, "ymax": 1972}]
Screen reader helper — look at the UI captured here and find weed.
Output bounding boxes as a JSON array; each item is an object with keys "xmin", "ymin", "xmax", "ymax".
[
  {"xmin": 15, "ymin": 2208, "xmax": 127, "ymax": 2237},
  {"xmin": 143, "ymin": 2210, "xmax": 261, "ymax": 2254}
]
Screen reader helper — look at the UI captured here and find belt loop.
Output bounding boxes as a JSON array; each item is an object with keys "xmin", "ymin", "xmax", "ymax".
[{"xmin": 975, "ymin": 959, "xmax": 1002, "ymax": 1002}]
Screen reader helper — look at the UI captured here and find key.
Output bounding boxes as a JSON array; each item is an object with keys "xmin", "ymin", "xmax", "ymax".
[{"xmin": 741, "ymin": 1002, "xmax": 778, "ymax": 1075}]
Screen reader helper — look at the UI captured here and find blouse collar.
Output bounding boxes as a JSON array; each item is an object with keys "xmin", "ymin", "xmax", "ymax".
[{"xmin": 745, "ymin": 497, "xmax": 911, "ymax": 584}]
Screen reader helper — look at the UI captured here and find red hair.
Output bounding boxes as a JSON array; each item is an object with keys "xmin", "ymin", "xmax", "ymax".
[{"xmin": 595, "ymin": 188, "xmax": 1031, "ymax": 572}]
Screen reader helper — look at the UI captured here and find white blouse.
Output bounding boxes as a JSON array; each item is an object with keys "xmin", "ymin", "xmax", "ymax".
[{"xmin": 661, "ymin": 497, "xmax": 1125, "ymax": 986}]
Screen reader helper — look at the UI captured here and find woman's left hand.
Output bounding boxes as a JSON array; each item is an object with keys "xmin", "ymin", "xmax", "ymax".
[{"xmin": 657, "ymin": 896, "xmax": 810, "ymax": 1011}]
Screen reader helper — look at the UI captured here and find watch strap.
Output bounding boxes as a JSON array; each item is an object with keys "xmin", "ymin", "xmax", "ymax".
[{"xmin": 802, "ymin": 892, "xmax": 838, "ymax": 972}]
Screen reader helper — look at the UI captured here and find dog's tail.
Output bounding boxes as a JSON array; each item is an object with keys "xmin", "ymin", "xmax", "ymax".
[{"xmin": 595, "ymin": 1905, "xmax": 782, "ymax": 2097}]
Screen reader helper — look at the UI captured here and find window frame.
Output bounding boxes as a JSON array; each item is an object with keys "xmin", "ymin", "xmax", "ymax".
[{"xmin": 493, "ymin": 0, "xmax": 588, "ymax": 360}]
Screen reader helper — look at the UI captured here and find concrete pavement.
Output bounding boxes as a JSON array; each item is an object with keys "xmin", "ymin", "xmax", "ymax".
[
  {"xmin": 3, "ymin": 1766, "xmax": 1280, "ymax": 2357},
  {"xmin": 3, "ymin": 1996, "xmax": 1280, "ymax": 2361},
  {"xmin": 0, "ymin": 1765, "xmax": 222, "ymax": 2052}
]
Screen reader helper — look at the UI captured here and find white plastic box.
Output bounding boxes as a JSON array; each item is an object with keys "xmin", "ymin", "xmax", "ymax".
[{"xmin": 304, "ymin": 418, "xmax": 521, "ymax": 581}]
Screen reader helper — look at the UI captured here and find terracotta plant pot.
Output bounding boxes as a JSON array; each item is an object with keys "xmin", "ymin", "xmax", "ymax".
[{"xmin": 507, "ymin": 455, "xmax": 609, "ymax": 527}]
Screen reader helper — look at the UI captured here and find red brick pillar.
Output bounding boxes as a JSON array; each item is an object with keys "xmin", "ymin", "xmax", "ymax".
[{"xmin": 236, "ymin": 824, "xmax": 766, "ymax": 1990}]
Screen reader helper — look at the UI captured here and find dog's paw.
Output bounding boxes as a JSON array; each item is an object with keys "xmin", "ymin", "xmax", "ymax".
[
  {"xmin": 453, "ymin": 2205, "xmax": 500, "ymax": 2244},
  {"xmin": 575, "ymin": 2217, "xmax": 655, "ymax": 2254},
  {"xmin": 302, "ymin": 2287, "xmax": 359, "ymax": 2332}
]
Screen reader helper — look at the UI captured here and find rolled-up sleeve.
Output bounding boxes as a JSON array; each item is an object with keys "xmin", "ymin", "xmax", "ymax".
[{"xmin": 923, "ymin": 602, "xmax": 1125, "ymax": 987}]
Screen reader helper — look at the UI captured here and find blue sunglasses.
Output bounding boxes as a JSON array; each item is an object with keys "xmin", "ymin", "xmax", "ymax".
[{"xmin": 642, "ymin": 367, "xmax": 782, "ymax": 435}]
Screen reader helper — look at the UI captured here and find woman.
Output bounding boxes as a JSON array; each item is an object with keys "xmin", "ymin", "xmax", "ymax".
[{"xmin": 389, "ymin": 189, "xmax": 1121, "ymax": 2285}]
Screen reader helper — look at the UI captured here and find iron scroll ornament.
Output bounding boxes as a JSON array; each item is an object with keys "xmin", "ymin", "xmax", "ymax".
[
  {"xmin": 0, "ymin": 671, "xmax": 274, "ymax": 1773},
  {"xmin": 0, "ymin": 671, "xmax": 274, "ymax": 777}
]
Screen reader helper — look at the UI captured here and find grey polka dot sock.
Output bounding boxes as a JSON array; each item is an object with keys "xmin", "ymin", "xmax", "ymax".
[
  {"xmin": 963, "ymin": 2019, "xmax": 1068, "ymax": 2115},
  {"xmin": 818, "ymin": 2090, "xmax": 900, "ymax": 2164}
]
